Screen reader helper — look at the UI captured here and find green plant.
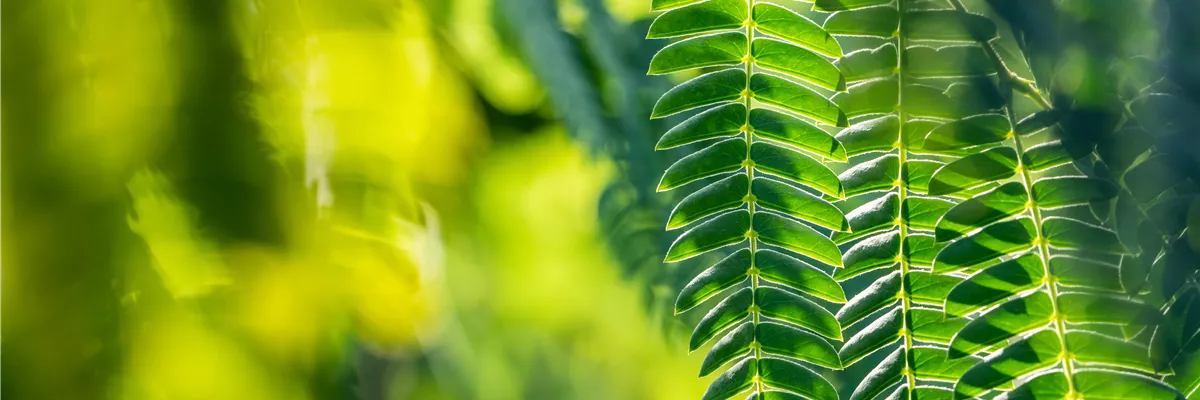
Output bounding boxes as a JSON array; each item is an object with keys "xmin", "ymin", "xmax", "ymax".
[{"xmin": 646, "ymin": 0, "xmax": 852, "ymax": 398}]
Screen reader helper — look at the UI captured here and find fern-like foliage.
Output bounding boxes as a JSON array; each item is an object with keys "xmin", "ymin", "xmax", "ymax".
[
  {"xmin": 890, "ymin": 3, "xmax": 1189, "ymax": 399},
  {"xmin": 816, "ymin": 0, "xmax": 1021, "ymax": 398},
  {"xmin": 647, "ymin": 0, "xmax": 853, "ymax": 398}
]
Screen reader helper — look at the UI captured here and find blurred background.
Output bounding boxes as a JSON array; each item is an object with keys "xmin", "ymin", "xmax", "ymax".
[{"xmin": 3, "ymin": 0, "xmax": 1199, "ymax": 399}]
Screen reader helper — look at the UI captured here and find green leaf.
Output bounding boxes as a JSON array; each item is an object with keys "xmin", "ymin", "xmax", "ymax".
[
  {"xmin": 666, "ymin": 209, "xmax": 750, "ymax": 262},
  {"xmin": 934, "ymin": 218, "xmax": 1036, "ymax": 274},
  {"xmin": 935, "ymin": 182, "xmax": 1027, "ymax": 242},
  {"xmin": 676, "ymin": 248, "xmax": 751, "ymax": 314},
  {"xmin": 656, "ymin": 103, "xmax": 745, "ymax": 150},
  {"xmin": 1125, "ymin": 155, "xmax": 1188, "ymax": 202},
  {"xmin": 652, "ymin": 0, "xmax": 744, "ymax": 37},
  {"xmin": 750, "ymin": 108, "xmax": 847, "ymax": 162},
  {"xmin": 1058, "ymin": 292, "xmax": 1158, "ymax": 325},
  {"xmin": 700, "ymin": 323, "xmax": 753, "ymax": 376},
  {"xmin": 757, "ymin": 286, "xmax": 843, "ymax": 340},
  {"xmin": 850, "ymin": 347, "xmax": 904, "ymax": 400},
  {"xmin": 1041, "ymin": 217, "xmax": 1125, "ymax": 254},
  {"xmin": 837, "ymin": 271, "xmax": 900, "ymax": 328},
  {"xmin": 691, "ymin": 287, "xmax": 752, "ymax": 350},
  {"xmin": 904, "ymin": 83, "xmax": 991, "ymax": 120},
  {"xmin": 753, "ymin": 38, "xmax": 845, "ymax": 92},
  {"xmin": 906, "ymin": 45, "xmax": 992, "ymax": 78},
  {"xmin": 840, "ymin": 154, "xmax": 899, "ymax": 198},
  {"xmin": 1015, "ymin": 109, "xmax": 1062, "ymax": 136},
  {"xmin": 904, "ymin": 10, "xmax": 997, "ymax": 42},
  {"xmin": 905, "ymin": 196, "xmax": 954, "ymax": 232},
  {"xmin": 652, "ymin": 68, "xmax": 745, "ymax": 118},
  {"xmin": 928, "ymin": 147, "xmax": 1018, "ymax": 196},
  {"xmin": 1032, "ymin": 177, "xmax": 1118, "ymax": 209},
  {"xmin": 753, "ymin": 177, "xmax": 847, "ymax": 231},
  {"xmin": 758, "ymin": 321, "xmax": 842, "ymax": 369},
  {"xmin": 835, "ymin": 43, "xmax": 896, "ymax": 83},
  {"xmin": 824, "ymin": 6, "xmax": 898, "ymax": 38},
  {"xmin": 949, "ymin": 292, "xmax": 1053, "ymax": 359},
  {"xmin": 754, "ymin": 212, "xmax": 843, "ymax": 267},
  {"xmin": 701, "ymin": 357, "xmax": 756, "ymax": 400},
  {"xmin": 651, "ymin": 0, "xmax": 706, "ymax": 12},
  {"xmin": 659, "ymin": 138, "xmax": 746, "ymax": 191},
  {"xmin": 905, "ymin": 233, "xmax": 944, "ymax": 267},
  {"xmin": 912, "ymin": 308, "xmax": 968, "ymax": 344},
  {"xmin": 751, "ymin": 141, "xmax": 844, "ymax": 198},
  {"xmin": 757, "ymin": 249, "xmax": 846, "ymax": 303},
  {"xmin": 903, "ymin": 160, "xmax": 945, "ymax": 195},
  {"xmin": 955, "ymin": 330, "xmax": 1060, "ymax": 398},
  {"xmin": 1069, "ymin": 331, "xmax": 1156, "ymax": 373},
  {"xmin": 833, "ymin": 77, "xmax": 898, "ymax": 118},
  {"xmin": 813, "ymin": 0, "xmax": 890, "ymax": 12},
  {"xmin": 913, "ymin": 346, "xmax": 978, "ymax": 382},
  {"xmin": 909, "ymin": 271, "xmax": 962, "ymax": 306},
  {"xmin": 832, "ymin": 193, "xmax": 898, "ymax": 244},
  {"xmin": 920, "ymin": 114, "xmax": 1010, "ymax": 151},
  {"xmin": 668, "ymin": 174, "xmax": 747, "ymax": 230},
  {"xmin": 1021, "ymin": 140, "xmax": 1085, "ymax": 172},
  {"xmin": 944, "ymin": 253, "xmax": 1043, "ymax": 318},
  {"xmin": 1009, "ymin": 369, "xmax": 1185, "ymax": 400},
  {"xmin": 759, "ymin": 357, "xmax": 840, "ymax": 400},
  {"xmin": 1051, "ymin": 255, "xmax": 1122, "ymax": 292},
  {"xmin": 649, "ymin": 32, "xmax": 747, "ymax": 75},
  {"xmin": 886, "ymin": 386, "xmax": 953, "ymax": 400},
  {"xmin": 753, "ymin": 3, "xmax": 842, "ymax": 58},
  {"xmin": 836, "ymin": 230, "xmax": 899, "ymax": 281},
  {"xmin": 836, "ymin": 116, "xmax": 897, "ymax": 157},
  {"xmin": 839, "ymin": 307, "xmax": 901, "ymax": 367},
  {"xmin": 750, "ymin": 73, "xmax": 849, "ymax": 127}
]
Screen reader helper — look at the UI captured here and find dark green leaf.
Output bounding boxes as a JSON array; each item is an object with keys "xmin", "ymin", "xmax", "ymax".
[
  {"xmin": 944, "ymin": 253, "xmax": 1043, "ymax": 318},
  {"xmin": 832, "ymin": 192, "xmax": 898, "ymax": 244},
  {"xmin": 955, "ymin": 330, "xmax": 1060, "ymax": 398},
  {"xmin": 905, "ymin": 196, "xmax": 955, "ymax": 232},
  {"xmin": 904, "ymin": 10, "xmax": 997, "ymax": 42},
  {"xmin": 928, "ymin": 147, "xmax": 1018, "ymax": 196},
  {"xmin": 913, "ymin": 346, "xmax": 978, "ymax": 382},
  {"xmin": 1032, "ymin": 177, "xmax": 1118, "ymax": 209},
  {"xmin": 750, "ymin": 108, "xmax": 847, "ymax": 161},
  {"xmin": 912, "ymin": 307, "xmax": 967, "ymax": 344},
  {"xmin": 905, "ymin": 233, "xmax": 944, "ymax": 267},
  {"xmin": 676, "ymin": 248, "xmax": 751, "ymax": 314},
  {"xmin": 836, "ymin": 230, "xmax": 899, "ymax": 281},
  {"xmin": 754, "ymin": 212, "xmax": 843, "ymax": 267},
  {"xmin": 824, "ymin": 6, "xmax": 898, "ymax": 38},
  {"xmin": 752, "ymin": 142, "xmax": 843, "ymax": 198},
  {"xmin": 652, "ymin": 68, "xmax": 745, "ymax": 118},
  {"xmin": 1125, "ymin": 155, "xmax": 1188, "ymax": 203},
  {"xmin": 753, "ymin": 3, "xmax": 842, "ymax": 58},
  {"xmin": 757, "ymin": 286, "xmax": 842, "ymax": 340},
  {"xmin": 757, "ymin": 321, "xmax": 842, "ymax": 369},
  {"xmin": 1021, "ymin": 140, "xmax": 1086, "ymax": 172},
  {"xmin": 1058, "ymin": 292, "xmax": 1158, "ymax": 325},
  {"xmin": 836, "ymin": 115, "xmax": 898, "ymax": 156},
  {"xmin": 759, "ymin": 357, "xmax": 840, "ymax": 400},
  {"xmin": 651, "ymin": 0, "xmax": 707, "ymax": 12},
  {"xmin": 650, "ymin": 32, "xmax": 747, "ymax": 75},
  {"xmin": 700, "ymin": 323, "xmax": 752, "ymax": 376},
  {"xmin": 840, "ymin": 154, "xmax": 899, "ymax": 198},
  {"xmin": 833, "ymin": 77, "xmax": 897, "ymax": 118},
  {"xmin": 1041, "ymin": 217, "xmax": 1125, "ymax": 254},
  {"xmin": 909, "ymin": 271, "xmax": 962, "ymax": 306},
  {"xmin": 903, "ymin": 160, "xmax": 945, "ymax": 195},
  {"xmin": 1069, "ymin": 331, "xmax": 1156, "ymax": 373},
  {"xmin": 660, "ymin": 138, "xmax": 746, "ymax": 191},
  {"xmin": 757, "ymin": 249, "xmax": 846, "ymax": 303},
  {"xmin": 1009, "ymin": 369, "xmax": 1185, "ymax": 400},
  {"xmin": 849, "ymin": 347, "xmax": 905, "ymax": 400},
  {"xmin": 666, "ymin": 209, "xmax": 750, "ymax": 262},
  {"xmin": 701, "ymin": 357, "xmax": 756, "ymax": 400},
  {"xmin": 651, "ymin": 1, "xmax": 743, "ymax": 37},
  {"xmin": 935, "ymin": 182, "xmax": 1027, "ymax": 242},
  {"xmin": 753, "ymin": 177, "xmax": 847, "ymax": 231},
  {"xmin": 838, "ymin": 271, "xmax": 901, "ymax": 328},
  {"xmin": 656, "ymin": 103, "xmax": 745, "ymax": 150},
  {"xmin": 753, "ymin": 38, "xmax": 845, "ymax": 92},
  {"xmin": 691, "ymin": 287, "xmax": 752, "ymax": 350},
  {"xmin": 1051, "ymin": 255, "xmax": 1122, "ymax": 292},
  {"xmin": 835, "ymin": 43, "xmax": 896, "ymax": 83},
  {"xmin": 751, "ymin": 73, "xmax": 849, "ymax": 127},
  {"xmin": 948, "ymin": 292, "xmax": 1054, "ymax": 359},
  {"xmin": 813, "ymin": 0, "xmax": 890, "ymax": 12},
  {"xmin": 906, "ymin": 45, "xmax": 992, "ymax": 78},
  {"xmin": 920, "ymin": 114, "xmax": 1010, "ymax": 151},
  {"xmin": 839, "ymin": 307, "xmax": 901, "ymax": 367},
  {"xmin": 933, "ymin": 218, "xmax": 1036, "ymax": 274},
  {"xmin": 667, "ymin": 174, "xmax": 747, "ymax": 230},
  {"xmin": 1015, "ymin": 109, "xmax": 1062, "ymax": 136}
]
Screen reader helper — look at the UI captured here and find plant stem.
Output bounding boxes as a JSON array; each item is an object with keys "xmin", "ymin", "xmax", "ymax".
[
  {"xmin": 896, "ymin": 1, "xmax": 917, "ymax": 398},
  {"xmin": 946, "ymin": 0, "xmax": 1053, "ymax": 110},
  {"xmin": 743, "ymin": 0, "xmax": 763, "ymax": 395}
]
